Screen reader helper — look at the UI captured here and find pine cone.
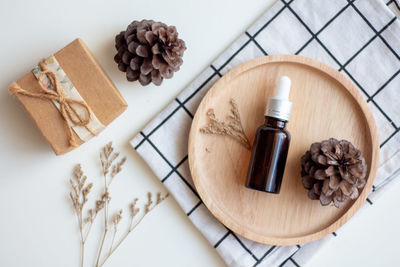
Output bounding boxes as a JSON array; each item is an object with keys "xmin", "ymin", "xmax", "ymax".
[
  {"xmin": 301, "ymin": 138, "xmax": 367, "ymax": 208},
  {"xmin": 114, "ymin": 19, "xmax": 186, "ymax": 86}
]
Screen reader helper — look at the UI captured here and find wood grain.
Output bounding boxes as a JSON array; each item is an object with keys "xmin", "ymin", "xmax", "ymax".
[{"xmin": 188, "ymin": 55, "xmax": 379, "ymax": 245}]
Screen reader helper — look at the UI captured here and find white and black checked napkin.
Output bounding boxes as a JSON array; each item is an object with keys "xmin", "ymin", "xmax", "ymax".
[{"xmin": 130, "ymin": 0, "xmax": 400, "ymax": 266}]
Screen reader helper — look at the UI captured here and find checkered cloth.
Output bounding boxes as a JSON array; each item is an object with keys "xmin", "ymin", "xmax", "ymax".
[{"xmin": 130, "ymin": 0, "xmax": 400, "ymax": 266}]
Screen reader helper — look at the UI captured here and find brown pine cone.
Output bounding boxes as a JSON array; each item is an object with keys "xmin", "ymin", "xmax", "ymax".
[
  {"xmin": 114, "ymin": 19, "xmax": 186, "ymax": 86},
  {"xmin": 301, "ymin": 138, "xmax": 367, "ymax": 208}
]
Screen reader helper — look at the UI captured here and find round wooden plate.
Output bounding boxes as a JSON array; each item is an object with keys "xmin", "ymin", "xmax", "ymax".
[{"xmin": 188, "ymin": 55, "xmax": 379, "ymax": 245}]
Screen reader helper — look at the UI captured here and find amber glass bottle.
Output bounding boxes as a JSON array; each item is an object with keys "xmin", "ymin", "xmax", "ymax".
[
  {"xmin": 246, "ymin": 76, "xmax": 292, "ymax": 194},
  {"xmin": 245, "ymin": 117, "xmax": 290, "ymax": 193}
]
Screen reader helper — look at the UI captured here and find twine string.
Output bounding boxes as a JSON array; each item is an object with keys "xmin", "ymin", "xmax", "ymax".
[{"xmin": 9, "ymin": 59, "xmax": 97, "ymax": 147}]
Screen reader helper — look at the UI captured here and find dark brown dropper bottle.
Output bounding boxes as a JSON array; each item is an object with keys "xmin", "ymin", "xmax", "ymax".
[{"xmin": 246, "ymin": 76, "xmax": 292, "ymax": 194}]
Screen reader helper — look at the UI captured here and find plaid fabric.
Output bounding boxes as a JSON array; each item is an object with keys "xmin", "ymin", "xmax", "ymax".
[{"xmin": 130, "ymin": 0, "xmax": 400, "ymax": 266}]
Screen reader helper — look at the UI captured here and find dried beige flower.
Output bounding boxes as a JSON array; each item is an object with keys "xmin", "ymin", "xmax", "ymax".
[
  {"xmin": 130, "ymin": 198, "xmax": 140, "ymax": 218},
  {"xmin": 156, "ymin": 192, "xmax": 169, "ymax": 204},
  {"xmin": 96, "ymin": 200, "xmax": 105, "ymax": 213},
  {"xmin": 111, "ymin": 157, "xmax": 127, "ymax": 179},
  {"xmin": 113, "ymin": 210, "xmax": 123, "ymax": 225},
  {"xmin": 84, "ymin": 209, "xmax": 95, "ymax": 224},
  {"xmin": 100, "ymin": 142, "xmax": 118, "ymax": 176},
  {"xmin": 144, "ymin": 192, "xmax": 153, "ymax": 214},
  {"xmin": 101, "ymin": 191, "xmax": 111, "ymax": 202},
  {"xmin": 200, "ymin": 99, "xmax": 251, "ymax": 149}
]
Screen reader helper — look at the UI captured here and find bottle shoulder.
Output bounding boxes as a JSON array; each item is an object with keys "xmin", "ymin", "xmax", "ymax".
[
  {"xmin": 256, "ymin": 125, "xmax": 290, "ymax": 139},
  {"xmin": 257, "ymin": 125, "xmax": 290, "ymax": 133}
]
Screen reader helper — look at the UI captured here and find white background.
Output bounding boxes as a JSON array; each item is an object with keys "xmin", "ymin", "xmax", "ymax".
[{"xmin": 0, "ymin": 0, "xmax": 399, "ymax": 266}]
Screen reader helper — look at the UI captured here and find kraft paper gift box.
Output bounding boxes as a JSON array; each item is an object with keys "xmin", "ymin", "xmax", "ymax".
[{"xmin": 9, "ymin": 38, "xmax": 127, "ymax": 155}]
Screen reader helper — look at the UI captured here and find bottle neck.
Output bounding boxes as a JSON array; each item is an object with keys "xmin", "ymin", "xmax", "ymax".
[{"xmin": 264, "ymin": 116, "xmax": 287, "ymax": 129}]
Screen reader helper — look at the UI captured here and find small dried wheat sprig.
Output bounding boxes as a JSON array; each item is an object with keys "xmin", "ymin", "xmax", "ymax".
[{"xmin": 200, "ymin": 98, "xmax": 251, "ymax": 149}]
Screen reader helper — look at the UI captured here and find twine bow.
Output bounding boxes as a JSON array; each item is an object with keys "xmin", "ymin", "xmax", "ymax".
[{"xmin": 9, "ymin": 59, "xmax": 96, "ymax": 148}]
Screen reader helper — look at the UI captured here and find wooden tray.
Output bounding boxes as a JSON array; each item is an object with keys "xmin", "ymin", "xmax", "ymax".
[{"xmin": 188, "ymin": 55, "xmax": 379, "ymax": 245}]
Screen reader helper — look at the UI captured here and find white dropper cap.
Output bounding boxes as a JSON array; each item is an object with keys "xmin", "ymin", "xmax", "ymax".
[{"xmin": 264, "ymin": 76, "xmax": 292, "ymax": 121}]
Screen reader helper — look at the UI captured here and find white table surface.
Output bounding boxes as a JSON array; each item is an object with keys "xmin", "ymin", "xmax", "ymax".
[{"xmin": 1, "ymin": 0, "xmax": 399, "ymax": 266}]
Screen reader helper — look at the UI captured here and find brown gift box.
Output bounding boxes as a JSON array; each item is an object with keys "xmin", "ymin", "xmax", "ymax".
[{"xmin": 9, "ymin": 38, "xmax": 127, "ymax": 155}]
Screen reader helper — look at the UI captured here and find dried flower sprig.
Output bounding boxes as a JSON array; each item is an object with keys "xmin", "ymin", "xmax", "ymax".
[
  {"xmin": 69, "ymin": 164, "xmax": 94, "ymax": 267},
  {"xmin": 99, "ymin": 192, "xmax": 169, "ymax": 266},
  {"xmin": 68, "ymin": 142, "xmax": 169, "ymax": 267},
  {"xmin": 95, "ymin": 142, "xmax": 126, "ymax": 267},
  {"xmin": 200, "ymin": 98, "xmax": 251, "ymax": 149}
]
